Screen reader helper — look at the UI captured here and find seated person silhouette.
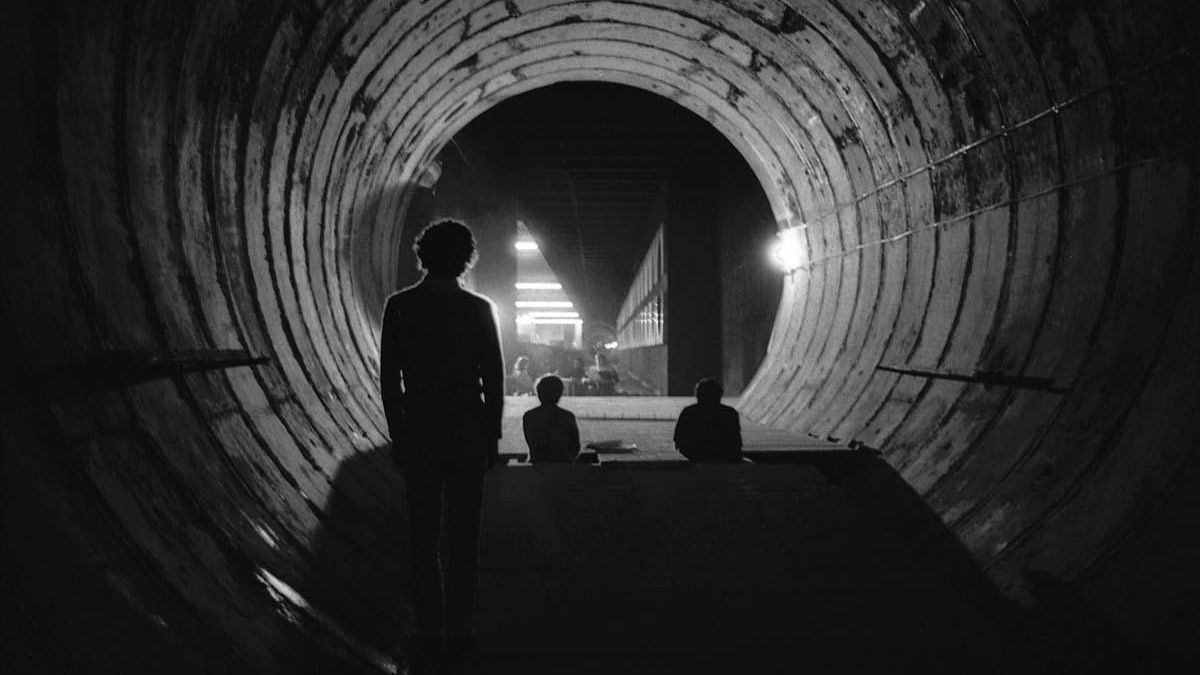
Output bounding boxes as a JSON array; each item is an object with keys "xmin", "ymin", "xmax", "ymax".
[
  {"xmin": 522, "ymin": 375, "xmax": 581, "ymax": 463},
  {"xmin": 673, "ymin": 378, "xmax": 743, "ymax": 462},
  {"xmin": 508, "ymin": 355, "xmax": 533, "ymax": 395}
]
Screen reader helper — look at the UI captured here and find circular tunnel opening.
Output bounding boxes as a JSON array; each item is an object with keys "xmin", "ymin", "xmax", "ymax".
[{"xmin": 396, "ymin": 82, "xmax": 782, "ymax": 398}]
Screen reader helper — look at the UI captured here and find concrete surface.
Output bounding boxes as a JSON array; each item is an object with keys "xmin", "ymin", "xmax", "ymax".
[{"xmin": 473, "ymin": 462, "xmax": 1025, "ymax": 674}]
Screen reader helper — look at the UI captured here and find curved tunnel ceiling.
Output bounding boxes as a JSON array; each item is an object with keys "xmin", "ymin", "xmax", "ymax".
[{"xmin": 3, "ymin": 0, "xmax": 1198, "ymax": 669}]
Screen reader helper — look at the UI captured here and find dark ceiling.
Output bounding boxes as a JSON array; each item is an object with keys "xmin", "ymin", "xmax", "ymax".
[{"xmin": 446, "ymin": 83, "xmax": 743, "ymax": 326}]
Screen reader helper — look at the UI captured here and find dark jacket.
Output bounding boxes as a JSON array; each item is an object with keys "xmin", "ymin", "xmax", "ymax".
[
  {"xmin": 522, "ymin": 405, "xmax": 581, "ymax": 463},
  {"xmin": 380, "ymin": 276, "xmax": 504, "ymax": 458},
  {"xmin": 673, "ymin": 402, "xmax": 743, "ymax": 462}
]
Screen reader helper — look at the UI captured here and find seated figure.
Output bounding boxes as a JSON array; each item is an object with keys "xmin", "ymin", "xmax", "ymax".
[
  {"xmin": 673, "ymin": 378, "xmax": 743, "ymax": 463},
  {"xmin": 592, "ymin": 353, "xmax": 620, "ymax": 395},
  {"xmin": 508, "ymin": 355, "xmax": 534, "ymax": 395},
  {"xmin": 522, "ymin": 375, "xmax": 581, "ymax": 463}
]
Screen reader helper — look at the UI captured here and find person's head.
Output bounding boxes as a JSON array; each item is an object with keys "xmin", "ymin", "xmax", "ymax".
[
  {"xmin": 535, "ymin": 375, "xmax": 565, "ymax": 406},
  {"xmin": 514, "ymin": 355, "xmax": 529, "ymax": 371},
  {"xmin": 414, "ymin": 219, "xmax": 477, "ymax": 278},
  {"xmin": 695, "ymin": 378, "xmax": 723, "ymax": 404}
]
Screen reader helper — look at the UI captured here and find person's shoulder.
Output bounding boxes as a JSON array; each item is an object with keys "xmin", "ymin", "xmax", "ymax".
[
  {"xmin": 463, "ymin": 289, "xmax": 497, "ymax": 312},
  {"xmin": 718, "ymin": 404, "xmax": 740, "ymax": 418},
  {"xmin": 382, "ymin": 290, "xmax": 405, "ymax": 318},
  {"xmin": 523, "ymin": 406, "xmax": 545, "ymax": 421},
  {"xmin": 386, "ymin": 283, "xmax": 422, "ymax": 306}
]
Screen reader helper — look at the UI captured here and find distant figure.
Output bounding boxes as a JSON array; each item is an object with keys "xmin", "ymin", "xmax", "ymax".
[
  {"xmin": 522, "ymin": 375, "xmax": 581, "ymax": 463},
  {"xmin": 380, "ymin": 219, "xmax": 504, "ymax": 667},
  {"xmin": 564, "ymin": 355, "xmax": 585, "ymax": 395},
  {"xmin": 566, "ymin": 355, "xmax": 587, "ymax": 381},
  {"xmin": 592, "ymin": 352, "xmax": 619, "ymax": 395},
  {"xmin": 673, "ymin": 378, "xmax": 743, "ymax": 462},
  {"xmin": 508, "ymin": 355, "xmax": 533, "ymax": 395}
]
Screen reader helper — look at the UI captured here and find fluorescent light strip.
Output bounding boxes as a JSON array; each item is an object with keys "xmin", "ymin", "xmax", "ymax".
[
  {"xmin": 515, "ymin": 301, "xmax": 573, "ymax": 308},
  {"xmin": 525, "ymin": 311, "xmax": 579, "ymax": 319},
  {"xmin": 530, "ymin": 318, "xmax": 583, "ymax": 326},
  {"xmin": 514, "ymin": 241, "xmax": 539, "ymax": 251},
  {"xmin": 515, "ymin": 282, "xmax": 562, "ymax": 290}
]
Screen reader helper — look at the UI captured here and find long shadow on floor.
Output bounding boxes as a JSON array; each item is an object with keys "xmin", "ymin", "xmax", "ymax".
[
  {"xmin": 286, "ymin": 444, "xmax": 411, "ymax": 674},
  {"xmin": 473, "ymin": 450, "xmax": 1162, "ymax": 674},
  {"xmin": 757, "ymin": 449, "xmax": 1152, "ymax": 673},
  {"xmin": 288, "ymin": 446, "xmax": 1151, "ymax": 674},
  {"xmin": 472, "ymin": 458, "xmax": 1024, "ymax": 674}
]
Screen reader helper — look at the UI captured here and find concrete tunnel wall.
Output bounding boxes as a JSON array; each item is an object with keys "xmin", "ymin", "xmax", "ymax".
[{"xmin": 2, "ymin": 0, "xmax": 1198, "ymax": 667}]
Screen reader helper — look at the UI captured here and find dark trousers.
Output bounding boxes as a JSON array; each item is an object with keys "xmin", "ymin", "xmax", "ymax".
[{"xmin": 405, "ymin": 452, "xmax": 486, "ymax": 644}]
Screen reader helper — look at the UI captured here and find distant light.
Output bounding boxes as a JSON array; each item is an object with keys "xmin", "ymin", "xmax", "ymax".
[
  {"xmin": 527, "ymin": 311, "xmax": 579, "ymax": 319},
  {"xmin": 515, "ymin": 282, "xmax": 562, "ymax": 290},
  {"xmin": 604, "ymin": 341, "xmax": 619, "ymax": 350},
  {"xmin": 514, "ymin": 240, "xmax": 539, "ymax": 252},
  {"xmin": 771, "ymin": 226, "xmax": 806, "ymax": 272},
  {"xmin": 515, "ymin": 301, "xmax": 573, "ymax": 308},
  {"xmin": 530, "ymin": 318, "xmax": 583, "ymax": 326}
]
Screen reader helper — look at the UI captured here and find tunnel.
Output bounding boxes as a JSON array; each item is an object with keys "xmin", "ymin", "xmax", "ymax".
[{"xmin": 2, "ymin": 0, "xmax": 1198, "ymax": 672}]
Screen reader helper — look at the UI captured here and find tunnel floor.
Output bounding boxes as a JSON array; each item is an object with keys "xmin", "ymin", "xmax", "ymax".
[
  {"xmin": 474, "ymin": 464, "xmax": 1021, "ymax": 674},
  {"xmin": 290, "ymin": 399, "xmax": 1035, "ymax": 674}
]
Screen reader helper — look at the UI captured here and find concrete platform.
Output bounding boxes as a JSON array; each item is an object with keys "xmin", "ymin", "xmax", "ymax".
[
  {"xmin": 470, "ymin": 462, "xmax": 1028, "ymax": 674},
  {"xmin": 449, "ymin": 399, "xmax": 1031, "ymax": 673},
  {"xmin": 285, "ymin": 399, "xmax": 1042, "ymax": 673}
]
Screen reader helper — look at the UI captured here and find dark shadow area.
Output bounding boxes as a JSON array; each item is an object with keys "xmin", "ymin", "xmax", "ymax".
[
  {"xmin": 2, "ymin": 434, "xmax": 215, "ymax": 674},
  {"xmin": 752, "ymin": 447, "xmax": 1159, "ymax": 672},
  {"xmin": 1020, "ymin": 569, "xmax": 1147, "ymax": 672},
  {"xmin": 471, "ymin": 462, "xmax": 1029, "ymax": 674},
  {"xmin": 780, "ymin": 449, "xmax": 1024, "ymax": 625},
  {"xmin": 284, "ymin": 446, "xmax": 1052, "ymax": 673},
  {"xmin": 9, "ymin": 433, "xmax": 1159, "ymax": 674},
  {"xmin": 1147, "ymin": 592, "xmax": 1200, "ymax": 668},
  {"xmin": 287, "ymin": 444, "xmax": 412, "ymax": 674}
]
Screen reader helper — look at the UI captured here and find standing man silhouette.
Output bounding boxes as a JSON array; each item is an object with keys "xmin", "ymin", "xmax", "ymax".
[{"xmin": 380, "ymin": 219, "xmax": 504, "ymax": 670}]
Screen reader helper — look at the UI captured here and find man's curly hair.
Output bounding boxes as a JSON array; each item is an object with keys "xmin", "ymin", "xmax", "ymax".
[{"xmin": 414, "ymin": 219, "xmax": 477, "ymax": 277}]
